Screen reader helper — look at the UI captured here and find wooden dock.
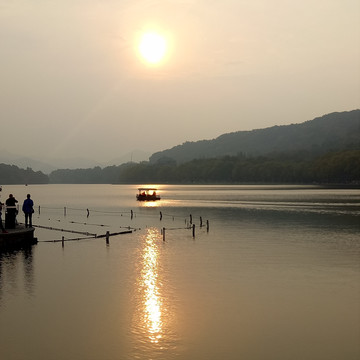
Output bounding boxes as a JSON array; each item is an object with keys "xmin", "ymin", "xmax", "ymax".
[{"xmin": 0, "ymin": 225, "xmax": 37, "ymax": 251}]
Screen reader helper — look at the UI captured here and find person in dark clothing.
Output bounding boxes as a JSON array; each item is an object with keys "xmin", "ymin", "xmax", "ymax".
[
  {"xmin": 5, "ymin": 194, "xmax": 18, "ymax": 229},
  {"xmin": 22, "ymin": 194, "xmax": 34, "ymax": 228},
  {"xmin": 0, "ymin": 201, "xmax": 7, "ymax": 233}
]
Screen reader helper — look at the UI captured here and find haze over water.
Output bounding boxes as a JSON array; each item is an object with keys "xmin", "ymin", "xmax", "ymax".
[{"xmin": 0, "ymin": 184, "xmax": 359, "ymax": 360}]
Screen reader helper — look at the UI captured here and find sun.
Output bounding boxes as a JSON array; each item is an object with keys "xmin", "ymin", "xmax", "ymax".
[{"xmin": 138, "ymin": 32, "xmax": 167, "ymax": 64}]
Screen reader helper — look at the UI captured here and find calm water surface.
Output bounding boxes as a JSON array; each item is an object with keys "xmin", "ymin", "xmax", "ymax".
[{"xmin": 0, "ymin": 185, "xmax": 359, "ymax": 360}]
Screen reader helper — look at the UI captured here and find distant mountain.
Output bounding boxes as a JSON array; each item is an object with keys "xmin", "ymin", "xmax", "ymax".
[
  {"xmin": 0, "ymin": 151, "xmax": 102, "ymax": 174},
  {"xmin": 41, "ymin": 157, "xmax": 104, "ymax": 172},
  {"xmin": 0, "ymin": 150, "xmax": 56, "ymax": 174},
  {"xmin": 0, "ymin": 149, "xmax": 150, "ymax": 174},
  {"xmin": 106, "ymin": 150, "xmax": 151, "ymax": 166},
  {"xmin": 149, "ymin": 110, "xmax": 360, "ymax": 164}
]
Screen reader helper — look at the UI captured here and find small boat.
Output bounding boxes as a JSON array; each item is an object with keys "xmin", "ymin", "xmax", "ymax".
[{"xmin": 136, "ymin": 188, "xmax": 160, "ymax": 201}]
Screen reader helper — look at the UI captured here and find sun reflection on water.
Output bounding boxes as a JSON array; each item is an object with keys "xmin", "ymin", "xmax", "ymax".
[
  {"xmin": 131, "ymin": 227, "xmax": 179, "ymax": 355},
  {"xmin": 143, "ymin": 201, "xmax": 158, "ymax": 208},
  {"xmin": 140, "ymin": 228, "xmax": 163, "ymax": 343}
]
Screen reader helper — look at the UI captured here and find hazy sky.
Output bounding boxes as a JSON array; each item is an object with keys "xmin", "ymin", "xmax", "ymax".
[{"xmin": 1, "ymin": 0, "xmax": 359, "ymax": 164}]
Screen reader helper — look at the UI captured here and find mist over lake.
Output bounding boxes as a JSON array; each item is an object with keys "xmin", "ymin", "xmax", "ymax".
[{"xmin": 0, "ymin": 184, "xmax": 359, "ymax": 360}]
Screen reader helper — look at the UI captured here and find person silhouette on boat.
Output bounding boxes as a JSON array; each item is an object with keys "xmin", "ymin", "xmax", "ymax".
[
  {"xmin": 5, "ymin": 194, "xmax": 18, "ymax": 229},
  {"xmin": 22, "ymin": 194, "xmax": 34, "ymax": 228}
]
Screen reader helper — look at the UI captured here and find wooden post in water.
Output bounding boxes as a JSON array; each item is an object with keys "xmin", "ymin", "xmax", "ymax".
[
  {"xmin": 38, "ymin": 205, "xmax": 41, "ymax": 214},
  {"xmin": 190, "ymin": 214, "xmax": 192, "ymax": 224},
  {"xmin": 160, "ymin": 211, "xmax": 163, "ymax": 221},
  {"xmin": 62, "ymin": 236, "xmax": 65, "ymax": 248},
  {"xmin": 106, "ymin": 231, "xmax": 110, "ymax": 244},
  {"xmin": 87, "ymin": 209, "xmax": 90, "ymax": 218},
  {"xmin": 131, "ymin": 210, "xmax": 133, "ymax": 219},
  {"xmin": 206, "ymin": 220, "xmax": 209, "ymax": 232},
  {"xmin": 200, "ymin": 216, "xmax": 203, "ymax": 227},
  {"xmin": 163, "ymin": 227, "xmax": 165, "ymax": 241},
  {"xmin": 192, "ymin": 224, "xmax": 195, "ymax": 238}
]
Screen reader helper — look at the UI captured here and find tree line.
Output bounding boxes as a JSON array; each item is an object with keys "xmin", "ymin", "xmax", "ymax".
[
  {"xmin": 47, "ymin": 149, "xmax": 360, "ymax": 185},
  {"xmin": 1, "ymin": 150, "xmax": 359, "ymax": 185},
  {"xmin": 117, "ymin": 150, "xmax": 360, "ymax": 184}
]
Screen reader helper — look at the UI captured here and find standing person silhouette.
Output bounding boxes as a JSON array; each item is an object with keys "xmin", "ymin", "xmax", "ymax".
[
  {"xmin": 0, "ymin": 201, "xmax": 7, "ymax": 233},
  {"xmin": 5, "ymin": 194, "xmax": 18, "ymax": 229},
  {"xmin": 0, "ymin": 185, "xmax": 5, "ymax": 233},
  {"xmin": 22, "ymin": 194, "xmax": 34, "ymax": 228}
]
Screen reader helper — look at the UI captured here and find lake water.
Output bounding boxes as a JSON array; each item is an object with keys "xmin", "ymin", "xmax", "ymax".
[{"xmin": 0, "ymin": 184, "xmax": 359, "ymax": 360}]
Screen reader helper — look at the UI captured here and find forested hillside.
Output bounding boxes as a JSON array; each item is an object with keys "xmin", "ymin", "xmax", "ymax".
[
  {"xmin": 45, "ymin": 149, "xmax": 360, "ymax": 185},
  {"xmin": 0, "ymin": 164, "xmax": 49, "ymax": 184},
  {"xmin": 116, "ymin": 150, "xmax": 360, "ymax": 184},
  {"xmin": 1, "ymin": 110, "xmax": 360, "ymax": 185},
  {"xmin": 150, "ymin": 110, "xmax": 360, "ymax": 164}
]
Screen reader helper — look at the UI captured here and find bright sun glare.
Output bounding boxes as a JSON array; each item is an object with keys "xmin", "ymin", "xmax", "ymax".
[{"xmin": 138, "ymin": 32, "xmax": 167, "ymax": 64}]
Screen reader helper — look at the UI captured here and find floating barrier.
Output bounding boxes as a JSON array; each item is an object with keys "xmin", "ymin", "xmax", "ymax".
[
  {"xmin": 161, "ymin": 218, "xmax": 209, "ymax": 241},
  {"xmin": 96, "ymin": 230, "xmax": 133, "ymax": 238},
  {"xmin": 42, "ymin": 235, "xmax": 96, "ymax": 243},
  {"xmin": 33, "ymin": 205, "xmax": 210, "ymax": 244},
  {"xmin": 33, "ymin": 224, "xmax": 97, "ymax": 237},
  {"xmin": 41, "ymin": 230, "xmax": 133, "ymax": 246},
  {"xmin": 36, "ymin": 206, "xmax": 209, "ymax": 227}
]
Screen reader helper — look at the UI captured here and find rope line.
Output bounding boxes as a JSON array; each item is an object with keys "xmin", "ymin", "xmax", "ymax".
[
  {"xmin": 32, "ymin": 206, "xmax": 210, "ymax": 237},
  {"xmin": 96, "ymin": 230, "xmax": 133, "ymax": 238},
  {"xmin": 40, "ymin": 230, "xmax": 133, "ymax": 243},
  {"xmin": 41, "ymin": 235, "xmax": 96, "ymax": 243},
  {"xmin": 37, "ymin": 206, "xmax": 132, "ymax": 215},
  {"xmin": 69, "ymin": 221, "xmax": 110, "ymax": 227},
  {"xmin": 33, "ymin": 224, "xmax": 97, "ymax": 236},
  {"xmin": 36, "ymin": 206, "xmax": 209, "ymax": 222},
  {"xmin": 32, "ymin": 217, "xmax": 141, "ymax": 231},
  {"xmin": 87, "ymin": 209, "xmax": 130, "ymax": 215},
  {"xmin": 163, "ymin": 226, "xmax": 192, "ymax": 231}
]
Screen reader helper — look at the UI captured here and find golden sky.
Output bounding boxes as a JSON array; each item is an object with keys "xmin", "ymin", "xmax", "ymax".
[{"xmin": 1, "ymin": 0, "xmax": 359, "ymax": 166}]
